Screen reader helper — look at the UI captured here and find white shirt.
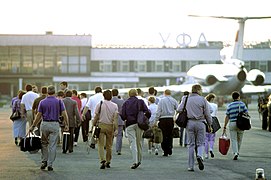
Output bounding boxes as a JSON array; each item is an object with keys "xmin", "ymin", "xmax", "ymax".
[
  {"xmin": 85, "ymin": 93, "xmax": 104, "ymax": 118},
  {"xmin": 148, "ymin": 103, "xmax": 158, "ymax": 126},
  {"xmin": 21, "ymin": 91, "xmax": 39, "ymax": 111},
  {"xmin": 209, "ymin": 102, "xmax": 218, "ymax": 117},
  {"xmin": 136, "ymin": 96, "xmax": 148, "ymax": 106},
  {"xmin": 81, "ymin": 97, "xmax": 88, "ymax": 112}
]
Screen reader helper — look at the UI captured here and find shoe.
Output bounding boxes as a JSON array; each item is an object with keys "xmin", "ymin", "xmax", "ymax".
[
  {"xmin": 47, "ymin": 166, "xmax": 53, "ymax": 171},
  {"xmin": 40, "ymin": 161, "xmax": 47, "ymax": 170},
  {"xmin": 62, "ymin": 151, "xmax": 67, "ymax": 154},
  {"xmin": 15, "ymin": 138, "xmax": 18, "ymax": 145},
  {"xmin": 210, "ymin": 151, "xmax": 214, "ymax": 158},
  {"xmin": 205, "ymin": 155, "xmax": 209, "ymax": 159},
  {"xmin": 197, "ymin": 156, "xmax": 204, "ymax": 170},
  {"xmin": 74, "ymin": 142, "xmax": 77, "ymax": 146},
  {"xmin": 69, "ymin": 150, "xmax": 73, "ymax": 153},
  {"xmin": 155, "ymin": 149, "xmax": 158, "ymax": 155},
  {"xmin": 90, "ymin": 144, "xmax": 95, "ymax": 149},
  {"xmin": 148, "ymin": 149, "xmax": 152, "ymax": 154},
  {"xmin": 131, "ymin": 162, "xmax": 140, "ymax": 169},
  {"xmin": 188, "ymin": 167, "xmax": 194, "ymax": 171},
  {"xmin": 106, "ymin": 162, "xmax": 110, "ymax": 168},
  {"xmin": 163, "ymin": 153, "xmax": 168, "ymax": 156},
  {"xmin": 233, "ymin": 155, "xmax": 238, "ymax": 160},
  {"xmin": 117, "ymin": 152, "xmax": 121, "ymax": 155},
  {"xmin": 100, "ymin": 161, "xmax": 106, "ymax": 169},
  {"xmin": 168, "ymin": 149, "xmax": 172, "ymax": 155}
]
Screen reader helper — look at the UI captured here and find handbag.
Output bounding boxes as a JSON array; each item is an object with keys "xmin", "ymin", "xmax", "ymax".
[
  {"xmin": 137, "ymin": 100, "xmax": 149, "ymax": 131},
  {"xmin": 58, "ymin": 100, "xmax": 64, "ymax": 127},
  {"xmin": 176, "ymin": 95, "xmax": 189, "ymax": 128},
  {"xmin": 93, "ymin": 126, "xmax": 101, "ymax": 139},
  {"xmin": 236, "ymin": 103, "xmax": 251, "ymax": 131},
  {"xmin": 219, "ymin": 133, "xmax": 230, "ymax": 155},
  {"xmin": 92, "ymin": 101, "xmax": 103, "ymax": 139},
  {"xmin": 172, "ymin": 127, "xmax": 180, "ymax": 138},
  {"xmin": 211, "ymin": 116, "xmax": 221, "ymax": 133},
  {"xmin": 10, "ymin": 110, "xmax": 21, "ymax": 121},
  {"xmin": 142, "ymin": 128, "xmax": 154, "ymax": 139},
  {"xmin": 19, "ymin": 132, "xmax": 42, "ymax": 152}
]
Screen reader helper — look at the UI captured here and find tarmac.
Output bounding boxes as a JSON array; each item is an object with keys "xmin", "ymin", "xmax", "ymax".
[{"xmin": 0, "ymin": 103, "xmax": 270, "ymax": 180}]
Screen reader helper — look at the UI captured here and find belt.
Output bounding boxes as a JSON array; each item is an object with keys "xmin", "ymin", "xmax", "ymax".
[{"xmin": 43, "ymin": 120, "xmax": 59, "ymax": 122}]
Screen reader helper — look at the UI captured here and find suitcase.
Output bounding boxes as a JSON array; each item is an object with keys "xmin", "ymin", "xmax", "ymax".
[
  {"xmin": 62, "ymin": 132, "xmax": 70, "ymax": 153},
  {"xmin": 19, "ymin": 133, "xmax": 41, "ymax": 152},
  {"xmin": 219, "ymin": 133, "xmax": 230, "ymax": 155}
]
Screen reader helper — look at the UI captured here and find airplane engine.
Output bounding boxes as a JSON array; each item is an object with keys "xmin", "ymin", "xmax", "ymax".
[
  {"xmin": 206, "ymin": 75, "xmax": 217, "ymax": 85},
  {"xmin": 247, "ymin": 69, "xmax": 265, "ymax": 85},
  {"xmin": 237, "ymin": 70, "xmax": 247, "ymax": 82}
]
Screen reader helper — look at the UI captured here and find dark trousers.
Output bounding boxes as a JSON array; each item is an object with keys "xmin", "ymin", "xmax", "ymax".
[
  {"xmin": 158, "ymin": 118, "xmax": 174, "ymax": 155},
  {"xmin": 74, "ymin": 127, "xmax": 80, "ymax": 142},
  {"xmin": 81, "ymin": 119, "xmax": 90, "ymax": 142},
  {"xmin": 68, "ymin": 127, "xmax": 75, "ymax": 151},
  {"xmin": 262, "ymin": 110, "xmax": 268, "ymax": 130}
]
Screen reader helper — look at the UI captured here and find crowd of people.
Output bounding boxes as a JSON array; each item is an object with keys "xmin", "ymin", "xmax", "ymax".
[{"xmin": 10, "ymin": 82, "xmax": 255, "ymax": 172}]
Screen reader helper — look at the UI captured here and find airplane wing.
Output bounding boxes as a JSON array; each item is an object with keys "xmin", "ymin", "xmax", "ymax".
[{"xmin": 241, "ymin": 84, "xmax": 271, "ymax": 94}]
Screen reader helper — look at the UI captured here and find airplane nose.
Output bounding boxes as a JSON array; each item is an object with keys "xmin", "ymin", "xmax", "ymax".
[{"xmin": 237, "ymin": 70, "xmax": 246, "ymax": 82}]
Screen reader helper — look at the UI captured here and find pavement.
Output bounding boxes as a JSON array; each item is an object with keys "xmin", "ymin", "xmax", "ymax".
[{"xmin": 0, "ymin": 103, "xmax": 270, "ymax": 180}]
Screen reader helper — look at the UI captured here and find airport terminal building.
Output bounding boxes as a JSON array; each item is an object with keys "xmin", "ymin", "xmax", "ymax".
[{"xmin": 0, "ymin": 32, "xmax": 271, "ymax": 97}]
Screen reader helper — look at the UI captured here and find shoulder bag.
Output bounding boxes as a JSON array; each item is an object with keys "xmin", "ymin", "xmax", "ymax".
[
  {"xmin": 93, "ymin": 101, "xmax": 102, "ymax": 139},
  {"xmin": 137, "ymin": 100, "xmax": 149, "ymax": 131},
  {"xmin": 175, "ymin": 95, "xmax": 189, "ymax": 128},
  {"xmin": 10, "ymin": 110, "xmax": 21, "ymax": 121},
  {"xmin": 236, "ymin": 103, "xmax": 251, "ymax": 131},
  {"xmin": 58, "ymin": 100, "xmax": 65, "ymax": 127}
]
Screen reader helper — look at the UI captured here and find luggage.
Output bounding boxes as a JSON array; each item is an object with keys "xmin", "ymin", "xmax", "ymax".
[
  {"xmin": 19, "ymin": 132, "xmax": 41, "ymax": 152},
  {"xmin": 172, "ymin": 127, "xmax": 180, "ymax": 138},
  {"xmin": 62, "ymin": 132, "xmax": 70, "ymax": 153},
  {"xmin": 153, "ymin": 127, "xmax": 163, "ymax": 143},
  {"xmin": 219, "ymin": 133, "xmax": 230, "ymax": 155},
  {"xmin": 142, "ymin": 128, "xmax": 154, "ymax": 139},
  {"xmin": 237, "ymin": 112, "xmax": 251, "ymax": 130}
]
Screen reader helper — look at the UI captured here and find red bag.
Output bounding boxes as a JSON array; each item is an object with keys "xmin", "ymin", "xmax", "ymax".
[{"xmin": 219, "ymin": 133, "xmax": 230, "ymax": 155}]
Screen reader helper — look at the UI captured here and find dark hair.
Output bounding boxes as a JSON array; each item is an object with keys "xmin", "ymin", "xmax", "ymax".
[
  {"xmin": 148, "ymin": 87, "xmax": 155, "ymax": 95},
  {"xmin": 65, "ymin": 90, "xmax": 72, "ymax": 97},
  {"xmin": 72, "ymin": 89, "xmax": 78, "ymax": 96},
  {"xmin": 95, "ymin": 86, "xmax": 102, "ymax": 93},
  {"xmin": 232, "ymin": 91, "xmax": 240, "ymax": 100},
  {"xmin": 18, "ymin": 91, "xmax": 26, "ymax": 99},
  {"xmin": 60, "ymin": 81, "xmax": 68, "ymax": 87},
  {"xmin": 112, "ymin": 89, "xmax": 119, "ymax": 96},
  {"xmin": 41, "ymin": 86, "xmax": 47, "ymax": 94},
  {"xmin": 103, "ymin": 90, "xmax": 112, "ymax": 100},
  {"xmin": 47, "ymin": 85, "xmax": 55, "ymax": 95},
  {"xmin": 80, "ymin": 93, "xmax": 87, "ymax": 98},
  {"xmin": 57, "ymin": 90, "xmax": 64, "ymax": 97},
  {"xmin": 205, "ymin": 93, "xmax": 216, "ymax": 102},
  {"xmin": 25, "ymin": 84, "xmax": 32, "ymax": 91}
]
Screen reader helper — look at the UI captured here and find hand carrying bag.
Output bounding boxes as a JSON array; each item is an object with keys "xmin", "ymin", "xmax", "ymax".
[
  {"xmin": 93, "ymin": 126, "xmax": 101, "ymax": 139},
  {"xmin": 19, "ymin": 132, "xmax": 41, "ymax": 152},
  {"xmin": 219, "ymin": 133, "xmax": 230, "ymax": 155},
  {"xmin": 62, "ymin": 132, "xmax": 70, "ymax": 153},
  {"xmin": 236, "ymin": 103, "xmax": 251, "ymax": 130},
  {"xmin": 137, "ymin": 100, "xmax": 149, "ymax": 131},
  {"xmin": 176, "ymin": 95, "xmax": 189, "ymax": 128}
]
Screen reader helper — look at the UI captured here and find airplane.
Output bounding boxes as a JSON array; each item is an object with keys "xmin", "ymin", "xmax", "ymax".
[{"xmin": 79, "ymin": 15, "xmax": 271, "ymax": 98}]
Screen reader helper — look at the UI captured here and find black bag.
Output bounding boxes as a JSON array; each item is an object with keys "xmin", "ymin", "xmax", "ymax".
[
  {"xmin": 172, "ymin": 127, "xmax": 180, "ymax": 138},
  {"xmin": 10, "ymin": 110, "xmax": 21, "ymax": 121},
  {"xmin": 19, "ymin": 133, "xmax": 41, "ymax": 152},
  {"xmin": 62, "ymin": 132, "xmax": 70, "ymax": 153},
  {"xmin": 137, "ymin": 100, "xmax": 149, "ymax": 131},
  {"xmin": 58, "ymin": 100, "xmax": 65, "ymax": 127},
  {"xmin": 211, "ymin": 117, "xmax": 221, "ymax": 133},
  {"xmin": 93, "ymin": 126, "xmax": 101, "ymax": 139},
  {"xmin": 176, "ymin": 95, "xmax": 189, "ymax": 128},
  {"xmin": 237, "ymin": 112, "xmax": 251, "ymax": 130},
  {"xmin": 142, "ymin": 128, "xmax": 154, "ymax": 139}
]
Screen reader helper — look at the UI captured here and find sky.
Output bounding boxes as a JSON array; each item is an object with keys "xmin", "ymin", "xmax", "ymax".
[{"xmin": 1, "ymin": 0, "xmax": 271, "ymax": 46}]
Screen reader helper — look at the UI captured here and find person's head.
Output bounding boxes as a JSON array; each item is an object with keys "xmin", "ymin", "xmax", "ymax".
[
  {"xmin": 128, "ymin": 89, "xmax": 138, "ymax": 97},
  {"xmin": 41, "ymin": 86, "xmax": 47, "ymax": 95},
  {"xmin": 148, "ymin": 96, "xmax": 155, "ymax": 104},
  {"xmin": 72, "ymin": 89, "xmax": 78, "ymax": 96},
  {"xmin": 32, "ymin": 85, "xmax": 38, "ymax": 93},
  {"xmin": 65, "ymin": 90, "xmax": 72, "ymax": 97},
  {"xmin": 80, "ymin": 93, "xmax": 87, "ymax": 99},
  {"xmin": 205, "ymin": 93, "xmax": 216, "ymax": 102},
  {"xmin": 47, "ymin": 85, "xmax": 56, "ymax": 95},
  {"xmin": 164, "ymin": 89, "xmax": 171, "ymax": 96},
  {"xmin": 18, "ymin": 91, "xmax": 25, "ymax": 99},
  {"xmin": 25, "ymin": 84, "xmax": 32, "ymax": 92},
  {"xmin": 94, "ymin": 86, "xmax": 102, "ymax": 93},
  {"xmin": 60, "ymin": 81, "xmax": 68, "ymax": 90},
  {"xmin": 57, "ymin": 90, "xmax": 64, "ymax": 98},
  {"xmin": 148, "ymin": 87, "xmax": 155, "ymax": 95},
  {"xmin": 112, "ymin": 89, "xmax": 119, "ymax": 96},
  {"xmin": 192, "ymin": 84, "xmax": 202, "ymax": 95},
  {"xmin": 232, "ymin": 91, "xmax": 240, "ymax": 100},
  {"xmin": 103, "ymin": 90, "xmax": 112, "ymax": 101},
  {"xmin": 136, "ymin": 88, "xmax": 143, "ymax": 96}
]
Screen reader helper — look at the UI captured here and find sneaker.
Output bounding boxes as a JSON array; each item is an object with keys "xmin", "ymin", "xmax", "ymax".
[
  {"xmin": 47, "ymin": 166, "xmax": 53, "ymax": 171},
  {"xmin": 106, "ymin": 162, "xmax": 110, "ymax": 168},
  {"xmin": 100, "ymin": 161, "xmax": 106, "ymax": 169},
  {"xmin": 155, "ymin": 149, "xmax": 158, "ymax": 155},
  {"xmin": 90, "ymin": 144, "xmax": 95, "ymax": 149},
  {"xmin": 205, "ymin": 155, "xmax": 209, "ymax": 160},
  {"xmin": 187, "ymin": 167, "xmax": 194, "ymax": 171},
  {"xmin": 233, "ymin": 155, "xmax": 238, "ymax": 160},
  {"xmin": 131, "ymin": 163, "xmax": 138, "ymax": 169},
  {"xmin": 210, "ymin": 151, "xmax": 214, "ymax": 158},
  {"xmin": 197, "ymin": 156, "xmax": 204, "ymax": 170},
  {"xmin": 40, "ymin": 161, "xmax": 47, "ymax": 170},
  {"xmin": 117, "ymin": 151, "xmax": 121, "ymax": 155}
]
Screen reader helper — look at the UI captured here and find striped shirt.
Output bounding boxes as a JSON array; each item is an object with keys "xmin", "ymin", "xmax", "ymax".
[{"xmin": 226, "ymin": 101, "xmax": 248, "ymax": 122}]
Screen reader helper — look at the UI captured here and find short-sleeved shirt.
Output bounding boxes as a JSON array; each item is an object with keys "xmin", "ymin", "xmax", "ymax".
[
  {"xmin": 38, "ymin": 96, "xmax": 65, "ymax": 121},
  {"xmin": 226, "ymin": 100, "xmax": 248, "ymax": 122},
  {"xmin": 21, "ymin": 91, "xmax": 39, "ymax": 111}
]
